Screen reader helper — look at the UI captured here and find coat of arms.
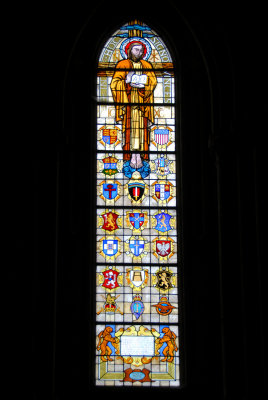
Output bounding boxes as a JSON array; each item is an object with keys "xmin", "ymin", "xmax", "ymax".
[
  {"xmin": 126, "ymin": 210, "xmax": 148, "ymax": 232},
  {"xmin": 150, "ymin": 155, "xmax": 174, "ymax": 177},
  {"xmin": 99, "ymin": 180, "xmax": 121, "ymax": 204},
  {"xmin": 98, "ymin": 236, "xmax": 122, "ymax": 261},
  {"xmin": 98, "ymin": 266, "xmax": 123, "ymax": 291},
  {"xmin": 128, "ymin": 182, "xmax": 145, "ymax": 201},
  {"xmin": 152, "ymin": 237, "xmax": 175, "ymax": 260},
  {"xmin": 98, "ymin": 154, "xmax": 122, "ymax": 176},
  {"xmin": 150, "ymin": 126, "xmax": 173, "ymax": 149},
  {"xmin": 125, "ymin": 236, "xmax": 149, "ymax": 261},
  {"xmin": 152, "ymin": 211, "xmax": 175, "ymax": 233},
  {"xmin": 151, "ymin": 180, "xmax": 175, "ymax": 205},
  {"xmin": 125, "ymin": 171, "xmax": 149, "ymax": 204},
  {"xmin": 96, "ymin": 294, "xmax": 123, "ymax": 315},
  {"xmin": 152, "ymin": 296, "xmax": 177, "ymax": 315},
  {"xmin": 130, "ymin": 294, "xmax": 145, "ymax": 320},
  {"xmin": 98, "ymin": 126, "xmax": 121, "ymax": 148},
  {"xmin": 126, "ymin": 266, "xmax": 149, "ymax": 292},
  {"xmin": 126, "ymin": 236, "xmax": 150, "ymax": 262},
  {"xmin": 152, "ymin": 267, "xmax": 176, "ymax": 292},
  {"xmin": 98, "ymin": 210, "xmax": 122, "ymax": 232}
]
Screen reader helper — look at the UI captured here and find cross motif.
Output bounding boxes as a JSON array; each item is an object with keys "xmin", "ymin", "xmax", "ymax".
[{"xmin": 104, "ymin": 184, "xmax": 116, "ymax": 199}]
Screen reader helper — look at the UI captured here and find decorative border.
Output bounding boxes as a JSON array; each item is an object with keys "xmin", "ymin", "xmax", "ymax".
[{"xmin": 98, "ymin": 358, "xmax": 178, "ymax": 381}]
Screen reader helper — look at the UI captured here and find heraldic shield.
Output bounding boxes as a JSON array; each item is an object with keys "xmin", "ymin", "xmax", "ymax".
[
  {"xmin": 100, "ymin": 211, "xmax": 120, "ymax": 232},
  {"xmin": 125, "ymin": 171, "xmax": 148, "ymax": 204},
  {"xmin": 154, "ymin": 183, "xmax": 171, "ymax": 200},
  {"xmin": 103, "ymin": 183, "xmax": 118, "ymax": 200},
  {"xmin": 98, "ymin": 266, "xmax": 123, "ymax": 292},
  {"xmin": 126, "ymin": 267, "xmax": 149, "ymax": 291},
  {"xmin": 98, "ymin": 126, "xmax": 121, "ymax": 148},
  {"xmin": 126, "ymin": 236, "xmax": 149, "ymax": 261},
  {"xmin": 129, "ymin": 212, "xmax": 145, "ymax": 229},
  {"xmin": 154, "ymin": 268, "xmax": 175, "ymax": 291},
  {"xmin": 99, "ymin": 236, "xmax": 122, "ymax": 261},
  {"xmin": 102, "ymin": 268, "xmax": 120, "ymax": 290},
  {"xmin": 126, "ymin": 210, "xmax": 148, "ymax": 232},
  {"xmin": 129, "ymin": 238, "xmax": 145, "ymax": 257},
  {"xmin": 151, "ymin": 126, "xmax": 173, "ymax": 149},
  {"xmin": 152, "ymin": 237, "xmax": 175, "ymax": 260},
  {"xmin": 130, "ymin": 294, "xmax": 145, "ymax": 320},
  {"xmin": 99, "ymin": 180, "xmax": 121, "ymax": 204},
  {"xmin": 153, "ymin": 211, "xmax": 174, "ymax": 233},
  {"xmin": 101, "ymin": 155, "xmax": 119, "ymax": 176},
  {"xmin": 128, "ymin": 182, "xmax": 145, "ymax": 202},
  {"xmin": 150, "ymin": 154, "xmax": 174, "ymax": 177}
]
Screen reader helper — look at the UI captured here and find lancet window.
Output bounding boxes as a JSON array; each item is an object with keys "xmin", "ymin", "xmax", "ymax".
[{"xmin": 95, "ymin": 21, "xmax": 180, "ymax": 387}]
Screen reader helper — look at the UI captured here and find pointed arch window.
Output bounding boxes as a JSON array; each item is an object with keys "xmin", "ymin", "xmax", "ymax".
[{"xmin": 95, "ymin": 21, "xmax": 180, "ymax": 387}]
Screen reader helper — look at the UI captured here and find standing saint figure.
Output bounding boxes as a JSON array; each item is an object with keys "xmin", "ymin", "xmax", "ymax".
[{"xmin": 110, "ymin": 41, "xmax": 157, "ymax": 162}]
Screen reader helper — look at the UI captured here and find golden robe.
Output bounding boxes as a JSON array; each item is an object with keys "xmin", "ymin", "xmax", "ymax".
[{"xmin": 110, "ymin": 59, "xmax": 157, "ymax": 160}]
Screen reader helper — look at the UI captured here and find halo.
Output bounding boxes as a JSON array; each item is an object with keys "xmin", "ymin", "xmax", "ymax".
[{"xmin": 120, "ymin": 37, "xmax": 152, "ymax": 60}]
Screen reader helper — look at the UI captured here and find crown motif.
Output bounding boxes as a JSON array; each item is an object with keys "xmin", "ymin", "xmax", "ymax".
[
  {"xmin": 104, "ymin": 304, "xmax": 116, "ymax": 312},
  {"xmin": 160, "ymin": 296, "xmax": 168, "ymax": 302},
  {"xmin": 102, "ymin": 156, "xmax": 118, "ymax": 163},
  {"xmin": 133, "ymin": 294, "xmax": 142, "ymax": 301}
]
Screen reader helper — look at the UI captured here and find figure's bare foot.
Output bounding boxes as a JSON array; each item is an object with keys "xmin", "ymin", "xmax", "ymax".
[
  {"xmin": 130, "ymin": 153, "xmax": 137, "ymax": 168},
  {"xmin": 130, "ymin": 153, "xmax": 143, "ymax": 169},
  {"xmin": 135, "ymin": 153, "xmax": 143, "ymax": 168}
]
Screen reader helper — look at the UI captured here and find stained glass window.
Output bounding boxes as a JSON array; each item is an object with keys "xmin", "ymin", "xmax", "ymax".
[{"xmin": 95, "ymin": 20, "xmax": 180, "ymax": 387}]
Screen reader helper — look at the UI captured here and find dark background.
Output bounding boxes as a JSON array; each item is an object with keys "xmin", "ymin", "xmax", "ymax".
[{"xmin": 23, "ymin": 1, "xmax": 267, "ymax": 399}]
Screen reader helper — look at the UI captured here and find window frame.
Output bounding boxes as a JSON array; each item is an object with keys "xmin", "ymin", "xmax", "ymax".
[{"xmin": 93, "ymin": 20, "xmax": 185, "ymax": 390}]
